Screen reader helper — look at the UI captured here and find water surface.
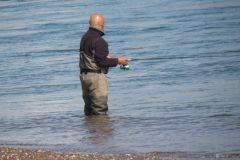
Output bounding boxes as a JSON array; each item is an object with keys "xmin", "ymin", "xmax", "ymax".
[{"xmin": 0, "ymin": 0, "xmax": 240, "ymax": 154}]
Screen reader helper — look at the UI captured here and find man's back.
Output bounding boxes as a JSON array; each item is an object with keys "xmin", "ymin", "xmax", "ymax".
[{"xmin": 80, "ymin": 27, "xmax": 118, "ymax": 70}]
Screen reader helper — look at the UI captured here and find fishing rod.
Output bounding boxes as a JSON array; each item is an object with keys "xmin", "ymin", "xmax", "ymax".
[
  {"xmin": 128, "ymin": 55, "xmax": 224, "ymax": 61},
  {"xmin": 120, "ymin": 54, "xmax": 235, "ymax": 70},
  {"xmin": 120, "ymin": 56, "xmax": 196, "ymax": 70}
]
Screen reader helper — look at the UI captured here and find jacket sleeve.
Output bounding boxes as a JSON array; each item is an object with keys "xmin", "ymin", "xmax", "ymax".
[{"xmin": 94, "ymin": 38, "xmax": 118, "ymax": 67}]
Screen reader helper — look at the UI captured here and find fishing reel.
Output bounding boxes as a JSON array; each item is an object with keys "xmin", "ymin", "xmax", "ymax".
[
  {"xmin": 120, "ymin": 58, "xmax": 132, "ymax": 70},
  {"xmin": 120, "ymin": 64, "xmax": 130, "ymax": 70}
]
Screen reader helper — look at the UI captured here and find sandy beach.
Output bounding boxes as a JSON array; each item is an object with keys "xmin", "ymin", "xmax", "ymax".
[
  {"xmin": 0, "ymin": 146, "xmax": 145, "ymax": 160},
  {"xmin": 1, "ymin": 146, "xmax": 240, "ymax": 160}
]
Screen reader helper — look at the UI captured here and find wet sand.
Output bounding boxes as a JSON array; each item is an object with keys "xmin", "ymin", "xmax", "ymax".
[{"xmin": 1, "ymin": 146, "xmax": 240, "ymax": 160}]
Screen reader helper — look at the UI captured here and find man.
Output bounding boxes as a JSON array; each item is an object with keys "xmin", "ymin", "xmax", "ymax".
[{"xmin": 79, "ymin": 13, "xmax": 128, "ymax": 116}]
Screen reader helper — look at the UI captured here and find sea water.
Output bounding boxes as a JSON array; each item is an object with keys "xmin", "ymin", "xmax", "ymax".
[{"xmin": 0, "ymin": 0, "xmax": 240, "ymax": 154}]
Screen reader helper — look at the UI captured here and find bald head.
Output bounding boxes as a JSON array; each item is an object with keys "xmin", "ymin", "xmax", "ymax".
[{"xmin": 89, "ymin": 13, "xmax": 105, "ymax": 32}]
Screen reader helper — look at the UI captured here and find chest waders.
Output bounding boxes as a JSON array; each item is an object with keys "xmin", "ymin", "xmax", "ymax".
[
  {"xmin": 79, "ymin": 50, "xmax": 109, "ymax": 115},
  {"xmin": 80, "ymin": 50, "xmax": 108, "ymax": 74}
]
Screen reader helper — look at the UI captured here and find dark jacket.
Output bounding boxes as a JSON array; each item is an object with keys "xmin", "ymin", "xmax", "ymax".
[{"xmin": 79, "ymin": 27, "xmax": 118, "ymax": 71}]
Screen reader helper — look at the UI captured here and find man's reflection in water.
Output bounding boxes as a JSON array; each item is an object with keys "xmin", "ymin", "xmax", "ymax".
[{"xmin": 82, "ymin": 115, "xmax": 114, "ymax": 144}]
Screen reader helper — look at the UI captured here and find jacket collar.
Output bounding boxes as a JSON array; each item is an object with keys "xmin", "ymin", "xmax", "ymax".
[{"xmin": 89, "ymin": 27, "xmax": 105, "ymax": 36}]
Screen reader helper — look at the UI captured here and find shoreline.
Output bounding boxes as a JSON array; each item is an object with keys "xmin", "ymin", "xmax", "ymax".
[
  {"xmin": 0, "ymin": 146, "xmax": 144, "ymax": 160},
  {"xmin": 0, "ymin": 146, "xmax": 240, "ymax": 160}
]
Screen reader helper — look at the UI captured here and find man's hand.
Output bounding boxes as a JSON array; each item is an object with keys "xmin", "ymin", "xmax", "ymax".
[
  {"xmin": 107, "ymin": 55, "xmax": 112, "ymax": 59},
  {"xmin": 118, "ymin": 57, "xmax": 128, "ymax": 65}
]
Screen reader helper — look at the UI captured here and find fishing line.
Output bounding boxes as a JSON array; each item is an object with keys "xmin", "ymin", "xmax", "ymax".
[
  {"xmin": 120, "ymin": 54, "xmax": 240, "ymax": 70},
  {"xmin": 129, "ymin": 55, "xmax": 234, "ymax": 62}
]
